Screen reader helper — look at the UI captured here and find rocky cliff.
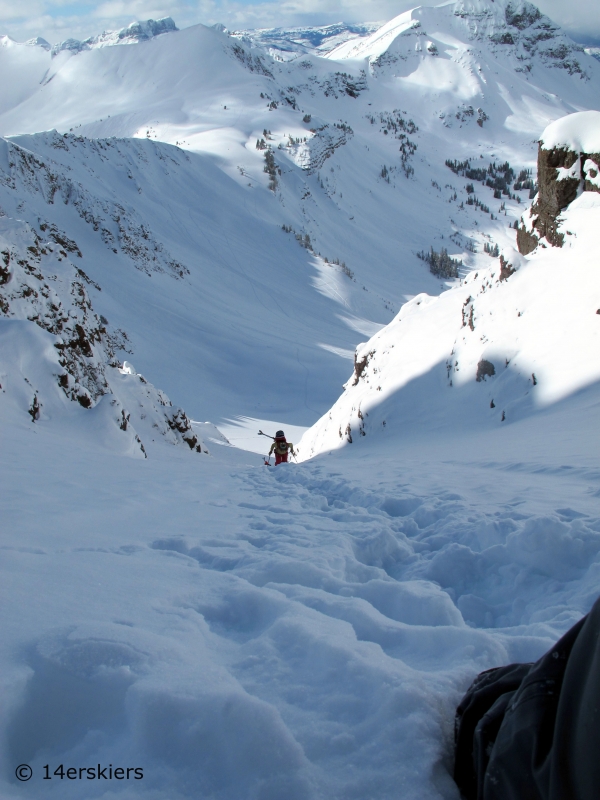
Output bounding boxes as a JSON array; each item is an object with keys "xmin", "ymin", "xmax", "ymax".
[{"xmin": 518, "ymin": 110, "xmax": 600, "ymax": 254}]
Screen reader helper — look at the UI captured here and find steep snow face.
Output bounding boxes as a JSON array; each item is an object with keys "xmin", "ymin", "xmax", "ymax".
[
  {"xmin": 298, "ymin": 114, "xmax": 600, "ymax": 459},
  {"xmin": 325, "ymin": 10, "xmax": 418, "ymax": 60}
]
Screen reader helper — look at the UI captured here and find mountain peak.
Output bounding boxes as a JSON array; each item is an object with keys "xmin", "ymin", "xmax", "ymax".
[
  {"xmin": 325, "ymin": 0, "xmax": 586, "ymax": 77},
  {"xmin": 51, "ymin": 17, "xmax": 178, "ymax": 58},
  {"xmin": 0, "ymin": 34, "xmax": 50, "ymax": 49},
  {"xmin": 25, "ymin": 36, "xmax": 51, "ymax": 50}
]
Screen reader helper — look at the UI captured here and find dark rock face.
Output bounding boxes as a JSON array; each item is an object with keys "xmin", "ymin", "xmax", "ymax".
[
  {"xmin": 516, "ymin": 226, "xmax": 539, "ymax": 255},
  {"xmin": 517, "ymin": 144, "xmax": 600, "ymax": 255},
  {"xmin": 583, "ymin": 154, "xmax": 600, "ymax": 192},
  {"xmin": 476, "ymin": 359, "xmax": 496, "ymax": 382},
  {"xmin": 498, "ymin": 255, "xmax": 516, "ymax": 282},
  {"xmin": 352, "ymin": 350, "xmax": 374, "ymax": 386},
  {"xmin": 505, "ymin": 2, "xmax": 541, "ymax": 30}
]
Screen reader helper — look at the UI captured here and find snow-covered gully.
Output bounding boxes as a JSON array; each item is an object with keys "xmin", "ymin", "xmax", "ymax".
[{"xmin": 1, "ymin": 2, "xmax": 600, "ymax": 798}]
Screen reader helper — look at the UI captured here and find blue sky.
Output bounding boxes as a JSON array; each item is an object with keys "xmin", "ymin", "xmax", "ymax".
[{"xmin": 1, "ymin": 0, "xmax": 599, "ymax": 46}]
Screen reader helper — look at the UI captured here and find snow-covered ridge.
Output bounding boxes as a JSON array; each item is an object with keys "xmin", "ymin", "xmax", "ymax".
[
  {"xmin": 51, "ymin": 17, "xmax": 177, "ymax": 57},
  {"xmin": 2, "ymin": 131, "xmax": 189, "ymax": 279},
  {"xmin": 0, "ymin": 34, "xmax": 50, "ymax": 49},
  {"xmin": 0, "ymin": 20, "xmax": 177, "ymax": 55}
]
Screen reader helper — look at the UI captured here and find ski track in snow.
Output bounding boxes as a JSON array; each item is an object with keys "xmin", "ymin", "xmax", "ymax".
[{"xmin": 3, "ymin": 419, "xmax": 600, "ymax": 799}]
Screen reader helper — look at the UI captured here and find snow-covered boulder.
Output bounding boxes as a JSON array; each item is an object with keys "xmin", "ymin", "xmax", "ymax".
[{"xmin": 518, "ymin": 110, "xmax": 600, "ymax": 253}]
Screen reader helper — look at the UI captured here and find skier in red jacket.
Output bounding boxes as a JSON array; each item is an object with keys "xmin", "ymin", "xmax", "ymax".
[{"xmin": 268, "ymin": 430, "xmax": 296, "ymax": 465}]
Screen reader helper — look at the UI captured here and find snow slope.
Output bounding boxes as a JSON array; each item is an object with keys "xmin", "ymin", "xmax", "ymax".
[
  {"xmin": 299, "ymin": 199, "xmax": 600, "ymax": 455},
  {"xmin": 298, "ymin": 111, "xmax": 600, "ymax": 457},
  {"xmin": 3, "ymin": 337, "xmax": 600, "ymax": 799},
  {"xmin": 1, "ymin": 6, "xmax": 600, "ymax": 800},
  {"xmin": 0, "ymin": 213, "xmax": 205, "ymax": 459},
  {"xmin": 0, "ymin": 129, "xmax": 395, "ymax": 433}
]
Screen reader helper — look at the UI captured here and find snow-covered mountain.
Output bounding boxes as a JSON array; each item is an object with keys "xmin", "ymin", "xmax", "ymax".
[
  {"xmin": 229, "ymin": 22, "xmax": 382, "ymax": 60},
  {"xmin": 0, "ymin": 207, "xmax": 203, "ymax": 459},
  {"xmin": 0, "ymin": 0, "xmax": 598, "ymax": 452},
  {"xmin": 0, "ymin": 17, "xmax": 178, "ymax": 60},
  {"xmin": 2, "ymin": 5, "xmax": 600, "ymax": 800},
  {"xmin": 327, "ymin": 0, "xmax": 586, "ymax": 75},
  {"xmin": 50, "ymin": 17, "xmax": 178, "ymax": 58}
]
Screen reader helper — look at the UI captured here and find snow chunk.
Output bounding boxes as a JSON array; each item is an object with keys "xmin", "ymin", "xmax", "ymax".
[
  {"xmin": 540, "ymin": 111, "xmax": 600, "ymax": 154},
  {"xmin": 119, "ymin": 360, "xmax": 136, "ymax": 375}
]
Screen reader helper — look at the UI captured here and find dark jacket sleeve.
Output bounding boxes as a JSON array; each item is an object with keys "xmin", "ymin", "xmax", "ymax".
[
  {"xmin": 548, "ymin": 598, "xmax": 600, "ymax": 800},
  {"xmin": 454, "ymin": 663, "xmax": 533, "ymax": 799},
  {"xmin": 454, "ymin": 595, "xmax": 600, "ymax": 800},
  {"xmin": 482, "ymin": 613, "xmax": 587, "ymax": 800}
]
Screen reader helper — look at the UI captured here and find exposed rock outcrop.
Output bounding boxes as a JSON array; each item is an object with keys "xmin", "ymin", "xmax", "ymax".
[{"xmin": 517, "ymin": 112, "xmax": 600, "ymax": 254}]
